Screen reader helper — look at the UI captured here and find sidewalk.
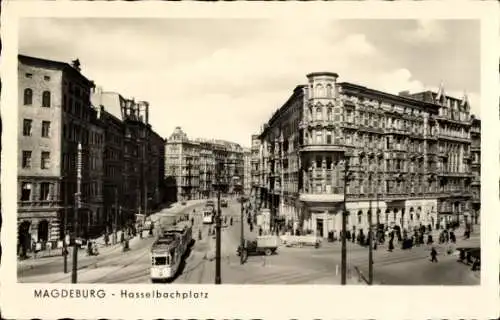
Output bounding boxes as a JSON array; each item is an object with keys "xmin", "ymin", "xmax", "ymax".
[
  {"xmin": 19, "ymin": 200, "xmax": 206, "ymax": 265},
  {"xmin": 18, "ymin": 230, "xmax": 150, "ymax": 273}
]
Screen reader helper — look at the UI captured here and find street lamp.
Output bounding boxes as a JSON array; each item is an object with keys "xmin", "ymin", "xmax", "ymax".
[
  {"xmin": 214, "ymin": 161, "xmax": 224, "ymax": 284},
  {"xmin": 58, "ymin": 176, "xmax": 70, "ymax": 274},
  {"xmin": 72, "ymin": 142, "xmax": 83, "ymax": 284},
  {"xmin": 341, "ymin": 151, "xmax": 351, "ymax": 285},
  {"xmin": 368, "ymin": 172, "xmax": 374, "ymax": 285},
  {"xmin": 240, "ymin": 196, "xmax": 245, "ymax": 265}
]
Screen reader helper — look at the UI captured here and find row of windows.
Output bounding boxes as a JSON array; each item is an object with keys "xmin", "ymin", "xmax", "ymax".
[
  {"xmin": 63, "ymin": 94, "xmax": 91, "ymax": 122},
  {"xmin": 63, "ymin": 123, "xmax": 104, "ymax": 146},
  {"xmin": 21, "ymin": 151, "xmax": 50, "ymax": 169},
  {"xmin": 25, "ymin": 73, "xmax": 50, "ymax": 81},
  {"xmin": 20, "ymin": 181, "xmax": 53, "ymax": 201},
  {"xmin": 23, "ymin": 89, "xmax": 51, "ymax": 108},
  {"xmin": 22, "ymin": 119, "xmax": 51, "ymax": 138}
]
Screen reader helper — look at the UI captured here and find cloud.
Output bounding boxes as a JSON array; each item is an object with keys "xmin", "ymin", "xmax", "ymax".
[
  {"xmin": 18, "ymin": 18, "xmax": 479, "ymax": 146},
  {"xmin": 375, "ymin": 68, "xmax": 426, "ymax": 94},
  {"xmin": 401, "ymin": 20, "xmax": 447, "ymax": 44}
]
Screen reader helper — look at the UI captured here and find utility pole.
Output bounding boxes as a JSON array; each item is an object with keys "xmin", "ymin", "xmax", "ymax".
[
  {"xmin": 113, "ymin": 187, "xmax": 118, "ymax": 245},
  {"xmin": 215, "ymin": 162, "xmax": 222, "ymax": 284},
  {"xmin": 144, "ymin": 128, "xmax": 148, "ymax": 217},
  {"xmin": 375, "ymin": 184, "xmax": 380, "ymax": 250},
  {"xmin": 63, "ymin": 179, "xmax": 68, "ymax": 273},
  {"xmin": 72, "ymin": 142, "xmax": 82, "ymax": 284},
  {"xmin": 341, "ymin": 152, "xmax": 350, "ymax": 285},
  {"xmin": 240, "ymin": 198, "xmax": 244, "ymax": 264},
  {"xmin": 368, "ymin": 197, "xmax": 373, "ymax": 285}
]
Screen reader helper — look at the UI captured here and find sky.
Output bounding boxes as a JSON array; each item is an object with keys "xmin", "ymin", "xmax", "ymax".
[{"xmin": 19, "ymin": 18, "xmax": 480, "ymax": 148}]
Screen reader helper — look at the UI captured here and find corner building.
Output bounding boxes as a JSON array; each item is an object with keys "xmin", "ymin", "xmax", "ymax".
[
  {"xmin": 165, "ymin": 127, "xmax": 246, "ymax": 201},
  {"xmin": 257, "ymin": 72, "xmax": 475, "ymax": 238},
  {"xmin": 18, "ymin": 55, "xmax": 104, "ymax": 245},
  {"xmin": 470, "ymin": 117, "xmax": 480, "ymax": 224}
]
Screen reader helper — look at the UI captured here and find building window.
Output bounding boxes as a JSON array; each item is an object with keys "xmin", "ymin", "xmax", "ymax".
[
  {"xmin": 315, "ymin": 84, "xmax": 324, "ymax": 97},
  {"xmin": 316, "ymin": 107, "xmax": 322, "ymax": 120},
  {"xmin": 326, "ymin": 84, "xmax": 333, "ymax": 98},
  {"xmin": 63, "ymin": 95, "xmax": 67, "ymax": 112},
  {"xmin": 24, "ymin": 88, "xmax": 33, "ymax": 105},
  {"xmin": 326, "ymin": 132, "xmax": 332, "ymax": 144},
  {"xmin": 22, "ymin": 151, "xmax": 32, "ymax": 168},
  {"xmin": 25, "ymin": 73, "xmax": 33, "ymax": 78},
  {"xmin": 42, "ymin": 91, "xmax": 51, "ymax": 108},
  {"xmin": 21, "ymin": 182, "xmax": 32, "ymax": 201},
  {"xmin": 41, "ymin": 121, "xmax": 51, "ymax": 137},
  {"xmin": 23, "ymin": 119, "xmax": 32, "ymax": 136},
  {"xmin": 39, "ymin": 182, "xmax": 50, "ymax": 201},
  {"xmin": 44, "ymin": 75, "xmax": 51, "ymax": 81},
  {"xmin": 41, "ymin": 151, "xmax": 50, "ymax": 169},
  {"xmin": 316, "ymin": 131, "xmax": 322, "ymax": 144}
]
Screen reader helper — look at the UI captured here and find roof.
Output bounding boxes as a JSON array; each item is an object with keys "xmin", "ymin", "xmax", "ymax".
[
  {"xmin": 18, "ymin": 54, "xmax": 94, "ymax": 87},
  {"xmin": 306, "ymin": 71, "xmax": 339, "ymax": 79},
  {"xmin": 261, "ymin": 85, "xmax": 305, "ymax": 138},
  {"xmin": 339, "ymin": 82, "xmax": 439, "ymax": 110}
]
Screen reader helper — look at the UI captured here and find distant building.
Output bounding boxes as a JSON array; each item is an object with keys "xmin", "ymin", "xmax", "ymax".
[
  {"xmin": 18, "ymin": 55, "xmax": 104, "ymax": 247},
  {"xmin": 255, "ymin": 71, "xmax": 476, "ymax": 238},
  {"xmin": 164, "ymin": 127, "xmax": 247, "ymax": 201},
  {"xmin": 243, "ymin": 148, "xmax": 252, "ymax": 196},
  {"xmin": 250, "ymin": 134, "xmax": 261, "ymax": 208}
]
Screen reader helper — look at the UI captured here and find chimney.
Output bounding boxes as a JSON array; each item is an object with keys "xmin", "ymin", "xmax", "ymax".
[
  {"xmin": 71, "ymin": 59, "xmax": 81, "ymax": 72},
  {"xmin": 399, "ymin": 90, "xmax": 410, "ymax": 97}
]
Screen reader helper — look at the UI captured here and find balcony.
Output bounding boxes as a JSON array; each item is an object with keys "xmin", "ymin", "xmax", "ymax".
[
  {"xmin": 300, "ymin": 144, "xmax": 345, "ymax": 153},
  {"xmin": 299, "ymin": 193, "xmax": 344, "ymax": 203},
  {"xmin": 341, "ymin": 121, "xmax": 359, "ymax": 130},
  {"xmin": 384, "ymin": 127, "xmax": 409, "ymax": 136},
  {"xmin": 18, "ymin": 200, "xmax": 63, "ymax": 209},
  {"xmin": 438, "ymin": 172, "xmax": 473, "ymax": 177},
  {"xmin": 436, "ymin": 133, "xmax": 470, "ymax": 143}
]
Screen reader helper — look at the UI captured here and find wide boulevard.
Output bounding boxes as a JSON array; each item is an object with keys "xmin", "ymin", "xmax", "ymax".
[{"xmin": 18, "ymin": 199, "xmax": 479, "ymax": 285}]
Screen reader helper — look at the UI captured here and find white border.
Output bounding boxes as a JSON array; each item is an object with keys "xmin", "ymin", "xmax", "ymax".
[{"xmin": 1, "ymin": 2, "xmax": 499, "ymax": 319}]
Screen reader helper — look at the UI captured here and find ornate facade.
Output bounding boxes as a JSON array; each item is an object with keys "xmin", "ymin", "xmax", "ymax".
[
  {"xmin": 243, "ymin": 148, "xmax": 252, "ymax": 196},
  {"xmin": 250, "ymin": 134, "xmax": 261, "ymax": 208},
  {"xmin": 255, "ymin": 72, "xmax": 477, "ymax": 238},
  {"xmin": 164, "ymin": 127, "xmax": 246, "ymax": 201},
  {"xmin": 470, "ymin": 116, "xmax": 480, "ymax": 224}
]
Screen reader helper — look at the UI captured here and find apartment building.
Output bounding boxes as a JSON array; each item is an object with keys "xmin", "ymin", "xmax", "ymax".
[
  {"xmin": 255, "ymin": 71, "xmax": 476, "ymax": 238},
  {"xmin": 165, "ymin": 127, "xmax": 246, "ymax": 201},
  {"xmin": 470, "ymin": 116, "xmax": 480, "ymax": 224},
  {"xmin": 18, "ymin": 55, "xmax": 104, "ymax": 248},
  {"xmin": 92, "ymin": 90, "xmax": 165, "ymax": 227},
  {"xmin": 250, "ymin": 134, "xmax": 261, "ymax": 208}
]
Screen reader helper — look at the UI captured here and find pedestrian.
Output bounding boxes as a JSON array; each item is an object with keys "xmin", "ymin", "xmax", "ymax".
[
  {"xmin": 450, "ymin": 231, "xmax": 456, "ymax": 244},
  {"xmin": 87, "ymin": 241, "xmax": 93, "ymax": 256},
  {"xmin": 388, "ymin": 239, "xmax": 394, "ymax": 252},
  {"xmin": 430, "ymin": 247, "xmax": 438, "ymax": 263},
  {"xmin": 104, "ymin": 233, "xmax": 109, "ymax": 246},
  {"xmin": 191, "ymin": 217, "xmax": 194, "ymax": 226},
  {"xmin": 427, "ymin": 234, "xmax": 433, "ymax": 245}
]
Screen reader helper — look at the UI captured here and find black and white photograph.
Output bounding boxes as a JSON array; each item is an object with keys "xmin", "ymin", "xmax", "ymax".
[
  {"xmin": 13, "ymin": 17, "xmax": 483, "ymax": 286},
  {"xmin": 1, "ymin": 2, "xmax": 499, "ymax": 319}
]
